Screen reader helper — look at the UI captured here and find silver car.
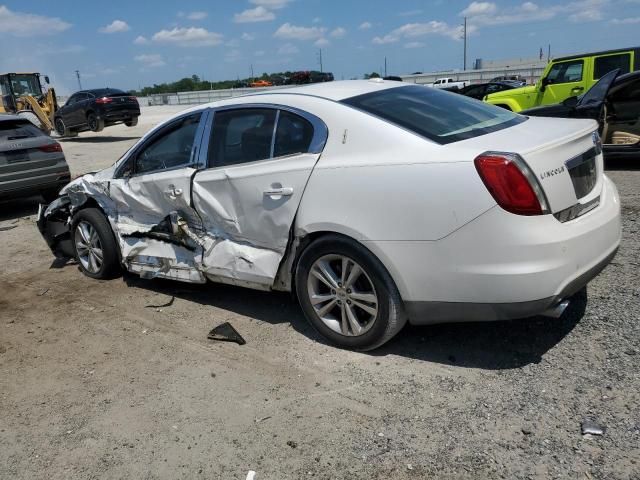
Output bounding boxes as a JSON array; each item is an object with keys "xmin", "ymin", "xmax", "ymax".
[{"xmin": 0, "ymin": 114, "xmax": 70, "ymax": 202}]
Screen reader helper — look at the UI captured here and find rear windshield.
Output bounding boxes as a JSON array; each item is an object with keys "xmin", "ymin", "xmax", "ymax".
[
  {"xmin": 341, "ymin": 85, "xmax": 525, "ymax": 144},
  {"xmin": 0, "ymin": 120, "xmax": 44, "ymax": 141}
]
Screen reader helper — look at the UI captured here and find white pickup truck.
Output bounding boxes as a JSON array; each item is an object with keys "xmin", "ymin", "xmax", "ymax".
[{"xmin": 427, "ymin": 77, "xmax": 468, "ymax": 90}]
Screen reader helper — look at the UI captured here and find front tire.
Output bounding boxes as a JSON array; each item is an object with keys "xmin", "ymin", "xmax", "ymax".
[
  {"xmin": 54, "ymin": 117, "xmax": 77, "ymax": 137},
  {"xmin": 87, "ymin": 112, "xmax": 105, "ymax": 132},
  {"xmin": 71, "ymin": 208, "xmax": 121, "ymax": 279},
  {"xmin": 295, "ymin": 235, "xmax": 406, "ymax": 351},
  {"xmin": 125, "ymin": 117, "xmax": 138, "ymax": 127}
]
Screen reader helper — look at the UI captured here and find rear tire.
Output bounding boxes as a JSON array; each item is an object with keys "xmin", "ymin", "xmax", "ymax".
[
  {"xmin": 87, "ymin": 112, "xmax": 104, "ymax": 132},
  {"xmin": 41, "ymin": 188, "xmax": 61, "ymax": 203},
  {"xmin": 295, "ymin": 235, "xmax": 406, "ymax": 351},
  {"xmin": 125, "ymin": 117, "xmax": 138, "ymax": 127},
  {"xmin": 71, "ymin": 208, "xmax": 121, "ymax": 279}
]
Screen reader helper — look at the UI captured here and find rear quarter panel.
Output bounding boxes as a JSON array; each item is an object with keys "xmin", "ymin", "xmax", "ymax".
[{"xmin": 293, "ymin": 100, "xmax": 496, "ymax": 242}]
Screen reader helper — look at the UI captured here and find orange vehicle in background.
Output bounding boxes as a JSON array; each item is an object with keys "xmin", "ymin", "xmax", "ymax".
[{"xmin": 250, "ymin": 80, "xmax": 273, "ymax": 87}]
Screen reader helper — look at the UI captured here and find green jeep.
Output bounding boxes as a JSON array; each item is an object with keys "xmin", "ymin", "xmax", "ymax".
[{"xmin": 485, "ymin": 47, "xmax": 640, "ymax": 112}]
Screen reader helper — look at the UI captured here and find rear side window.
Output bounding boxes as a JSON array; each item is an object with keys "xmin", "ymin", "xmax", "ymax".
[
  {"xmin": 0, "ymin": 120, "xmax": 44, "ymax": 141},
  {"xmin": 274, "ymin": 111, "xmax": 314, "ymax": 157},
  {"xmin": 209, "ymin": 109, "xmax": 277, "ymax": 167},
  {"xmin": 594, "ymin": 53, "xmax": 631, "ymax": 79},
  {"xmin": 342, "ymin": 85, "xmax": 525, "ymax": 144},
  {"xmin": 547, "ymin": 60, "xmax": 584, "ymax": 84}
]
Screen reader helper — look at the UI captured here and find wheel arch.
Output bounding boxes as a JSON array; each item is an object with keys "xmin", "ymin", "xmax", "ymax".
[{"xmin": 278, "ymin": 226, "xmax": 410, "ymax": 305}]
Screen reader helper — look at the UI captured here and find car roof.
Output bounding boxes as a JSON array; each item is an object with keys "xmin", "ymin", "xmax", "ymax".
[
  {"xmin": 242, "ymin": 79, "xmax": 407, "ymax": 102},
  {"xmin": 554, "ymin": 46, "xmax": 640, "ymax": 62}
]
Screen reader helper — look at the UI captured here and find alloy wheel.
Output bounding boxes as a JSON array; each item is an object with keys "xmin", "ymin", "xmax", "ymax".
[
  {"xmin": 306, "ymin": 254, "xmax": 379, "ymax": 336},
  {"xmin": 74, "ymin": 221, "xmax": 104, "ymax": 274}
]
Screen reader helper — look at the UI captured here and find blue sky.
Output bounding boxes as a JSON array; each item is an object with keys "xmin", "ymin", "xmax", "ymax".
[{"xmin": 1, "ymin": 0, "xmax": 639, "ymax": 94}]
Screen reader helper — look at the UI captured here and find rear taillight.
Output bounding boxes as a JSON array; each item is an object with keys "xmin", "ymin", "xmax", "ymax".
[
  {"xmin": 474, "ymin": 152, "xmax": 549, "ymax": 216},
  {"xmin": 38, "ymin": 142, "xmax": 63, "ymax": 153},
  {"xmin": 95, "ymin": 96, "xmax": 113, "ymax": 104}
]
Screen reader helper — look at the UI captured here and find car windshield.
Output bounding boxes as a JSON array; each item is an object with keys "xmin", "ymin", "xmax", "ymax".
[
  {"xmin": 342, "ymin": 85, "xmax": 525, "ymax": 144},
  {"xmin": 9, "ymin": 74, "xmax": 41, "ymax": 96}
]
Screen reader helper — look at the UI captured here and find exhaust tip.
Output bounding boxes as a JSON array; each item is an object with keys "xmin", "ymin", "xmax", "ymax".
[{"xmin": 541, "ymin": 299, "xmax": 570, "ymax": 319}]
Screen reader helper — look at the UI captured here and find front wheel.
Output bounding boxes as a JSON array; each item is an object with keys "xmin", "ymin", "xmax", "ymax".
[
  {"xmin": 295, "ymin": 235, "xmax": 406, "ymax": 351},
  {"xmin": 71, "ymin": 208, "xmax": 121, "ymax": 279},
  {"xmin": 125, "ymin": 117, "xmax": 138, "ymax": 127}
]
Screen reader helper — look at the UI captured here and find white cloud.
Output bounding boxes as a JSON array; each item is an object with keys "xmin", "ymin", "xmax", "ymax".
[
  {"xmin": 134, "ymin": 54, "xmax": 166, "ymax": 68},
  {"xmin": 330, "ymin": 27, "xmax": 347, "ymax": 38},
  {"xmin": 274, "ymin": 23, "xmax": 326, "ymax": 40},
  {"xmin": 250, "ymin": 0, "xmax": 292, "ymax": 9},
  {"xmin": 373, "ymin": 21, "xmax": 464, "ymax": 44},
  {"xmin": 151, "ymin": 27, "xmax": 223, "ymax": 47},
  {"xmin": 359, "ymin": 21, "xmax": 372, "ymax": 30},
  {"xmin": 609, "ymin": 16, "xmax": 640, "ymax": 23},
  {"xmin": 134, "ymin": 35, "xmax": 149, "ymax": 45},
  {"xmin": 234, "ymin": 6, "xmax": 276, "ymax": 23},
  {"xmin": 241, "ymin": 32, "xmax": 255, "ymax": 40},
  {"xmin": 404, "ymin": 41, "xmax": 425, "ymax": 48},
  {"xmin": 312, "ymin": 17, "xmax": 322, "ymax": 24},
  {"xmin": 185, "ymin": 11, "xmax": 208, "ymax": 20},
  {"xmin": 278, "ymin": 43, "xmax": 299, "ymax": 55},
  {"xmin": 314, "ymin": 37, "xmax": 330, "ymax": 47},
  {"xmin": 99, "ymin": 19, "xmax": 130, "ymax": 33},
  {"xmin": 567, "ymin": 0, "xmax": 607, "ymax": 22},
  {"xmin": 0, "ymin": 5, "xmax": 71, "ymax": 36},
  {"xmin": 255, "ymin": 50, "xmax": 266, "ymax": 56},
  {"xmin": 461, "ymin": 2, "xmax": 497, "ymax": 16}
]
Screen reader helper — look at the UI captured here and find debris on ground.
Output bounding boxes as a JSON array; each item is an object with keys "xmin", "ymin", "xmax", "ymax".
[
  {"xmin": 0, "ymin": 225, "xmax": 17, "ymax": 232},
  {"xmin": 145, "ymin": 296, "xmax": 175, "ymax": 309},
  {"xmin": 37, "ymin": 288, "xmax": 49, "ymax": 296},
  {"xmin": 207, "ymin": 322, "xmax": 246, "ymax": 345},
  {"xmin": 581, "ymin": 420, "xmax": 605, "ymax": 436},
  {"xmin": 286, "ymin": 440, "xmax": 297, "ymax": 449}
]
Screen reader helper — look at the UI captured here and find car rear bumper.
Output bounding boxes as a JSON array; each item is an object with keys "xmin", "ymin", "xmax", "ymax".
[
  {"xmin": 99, "ymin": 108, "xmax": 140, "ymax": 122},
  {"xmin": 364, "ymin": 175, "xmax": 621, "ymax": 325},
  {"xmin": 0, "ymin": 168, "xmax": 71, "ymax": 199}
]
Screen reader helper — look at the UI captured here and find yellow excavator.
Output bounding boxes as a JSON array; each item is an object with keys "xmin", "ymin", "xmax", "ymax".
[{"xmin": 0, "ymin": 72, "xmax": 58, "ymax": 135}]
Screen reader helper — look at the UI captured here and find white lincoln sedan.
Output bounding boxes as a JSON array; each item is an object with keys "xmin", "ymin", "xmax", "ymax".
[{"xmin": 38, "ymin": 80, "xmax": 621, "ymax": 350}]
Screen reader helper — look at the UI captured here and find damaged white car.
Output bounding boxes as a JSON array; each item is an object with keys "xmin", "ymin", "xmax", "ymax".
[{"xmin": 38, "ymin": 80, "xmax": 621, "ymax": 350}]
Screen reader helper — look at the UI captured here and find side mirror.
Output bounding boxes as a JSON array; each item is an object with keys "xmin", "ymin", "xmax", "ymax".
[
  {"xmin": 540, "ymin": 77, "xmax": 550, "ymax": 92},
  {"xmin": 44, "ymin": 76, "xmax": 50, "ymax": 84},
  {"xmin": 562, "ymin": 96, "xmax": 579, "ymax": 108}
]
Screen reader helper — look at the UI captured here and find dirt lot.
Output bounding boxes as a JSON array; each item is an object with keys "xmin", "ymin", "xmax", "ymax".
[{"xmin": 1, "ymin": 108, "xmax": 639, "ymax": 480}]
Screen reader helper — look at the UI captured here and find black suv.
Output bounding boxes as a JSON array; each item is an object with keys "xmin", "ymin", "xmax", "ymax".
[{"xmin": 54, "ymin": 88, "xmax": 140, "ymax": 137}]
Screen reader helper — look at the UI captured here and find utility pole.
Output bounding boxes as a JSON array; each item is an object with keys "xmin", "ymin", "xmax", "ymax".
[
  {"xmin": 462, "ymin": 17, "xmax": 467, "ymax": 71},
  {"xmin": 317, "ymin": 49, "xmax": 323, "ymax": 73},
  {"xmin": 547, "ymin": 44, "xmax": 551, "ymax": 62},
  {"xmin": 250, "ymin": 64, "xmax": 254, "ymax": 80},
  {"xmin": 384, "ymin": 56, "xmax": 387, "ymax": 77},
  {"xmin": 75, "ymin": 70, "xmax": 82, "ymax": 90}
]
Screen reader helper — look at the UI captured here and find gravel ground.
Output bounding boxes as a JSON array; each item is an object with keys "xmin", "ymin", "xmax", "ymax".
[{"xmin": 0, "ymin": 111, "xmax": 638, "ymax": 480}]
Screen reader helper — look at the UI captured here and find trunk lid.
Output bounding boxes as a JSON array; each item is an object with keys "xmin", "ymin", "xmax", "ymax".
[{"xmin": 455, "ymin": 116, "xmax": 602, "ymax": 214}]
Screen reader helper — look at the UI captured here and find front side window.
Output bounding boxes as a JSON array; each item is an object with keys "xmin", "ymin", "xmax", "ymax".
[
  {"xmin": 547, "ymin": 60, "xmax": 584, "ymax": 84},
  {"xmin": 342, "ymin": 85, "xmax": 525, "ymax": 144},
  {"xmin": 208, "ymin": 109, "xmax": 277, "ymax": 167},
  {"xmin": 134, "ymin": 113, "xmax": 201, "ymax": 175},
  {"xmin": 594, "ymin": 53, "xmax": 631, "ymax": 79}
]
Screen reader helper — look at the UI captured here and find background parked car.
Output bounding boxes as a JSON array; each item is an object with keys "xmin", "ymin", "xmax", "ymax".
[
  {"xmin": 54, "ymin": 88, "xmax": 140, "ymax": 137},
  {"xmin": 458, "ymin": 81, "xmax": 522, "ymax": 100},
  {"xmin": 489, "ymin": 75, "xmax": 526, "ymax": 86},
  {"xmin": 1, "ymin": 114, "xmax": 70, "ymax": 202},
  {"xmin": 523, "ymin": 69, "xmax": 640, "ymax": 160}
]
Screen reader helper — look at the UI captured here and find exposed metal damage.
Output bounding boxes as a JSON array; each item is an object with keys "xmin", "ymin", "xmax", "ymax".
[{"xmin": 38, "ymin": 173, "xmax": 291, "ymax": 290}]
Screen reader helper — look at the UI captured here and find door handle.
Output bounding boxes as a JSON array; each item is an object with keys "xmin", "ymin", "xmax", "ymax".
[
  {"xmin": 165, "ymin": 186, "xmax": 183, "ymax": 199},
  {"xmin": 571, "ymin": 86, "xmax": 584, "ymax": 92},
  {"xmin": 264, "ymin": 187, "xmax": 293, "ymax": 197}
]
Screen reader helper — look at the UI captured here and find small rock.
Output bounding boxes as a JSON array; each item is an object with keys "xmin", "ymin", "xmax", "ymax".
[
  {"xmin": 286, "ymin": 440, "xmax": 297, "ymax": 449},
  {"xmin": 521, "ymin": 427, "xmax": 532, "ymax": 435},
  {"xmin": 407, "ymin": 464, "xmax": 414, "ymax": 470},
  {"xmin": 378, "ymin": 432, "xmax": 384, "ymax": 437}
]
